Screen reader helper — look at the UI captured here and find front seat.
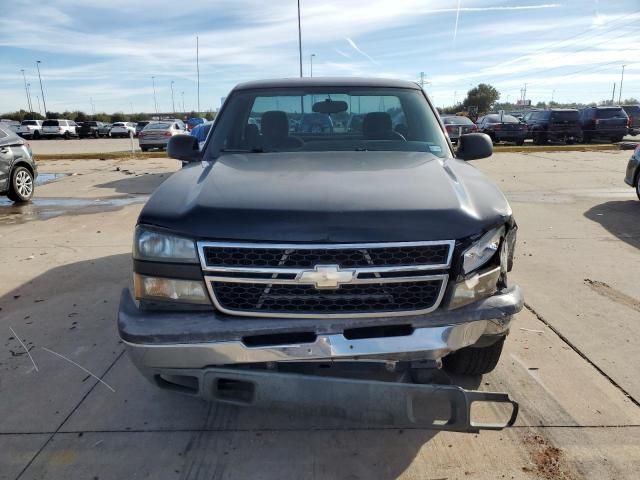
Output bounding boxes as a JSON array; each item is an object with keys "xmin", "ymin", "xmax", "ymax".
[
  {"xmin": 362, "ymin": 112, "xmax": 405, "ymax": 141},
  {"xmin": 261, "ymin": 111, "xmax": 303, "ymax": 149}
]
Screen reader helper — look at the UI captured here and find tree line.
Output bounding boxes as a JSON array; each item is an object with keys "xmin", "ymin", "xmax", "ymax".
[{"xmin": 1, "ymin": 110, "xmax": 216, "ymax": 123}]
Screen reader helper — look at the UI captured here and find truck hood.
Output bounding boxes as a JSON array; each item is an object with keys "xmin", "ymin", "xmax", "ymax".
[{"xmin": 139, "ymin": 151, "xmax": 512, "ymax": 242}]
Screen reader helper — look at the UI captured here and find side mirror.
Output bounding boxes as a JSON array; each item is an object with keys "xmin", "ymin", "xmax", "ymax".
[
  {"xmin": 456, "ymin": 133, "xmax": 493, "ymax": 161},
  {"xmin": 167, "ymin": 134, "xmax": 201, "ymax": 163}
]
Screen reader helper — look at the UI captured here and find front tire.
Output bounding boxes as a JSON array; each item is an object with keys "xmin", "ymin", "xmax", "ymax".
[
  {"xmin": 33, "ymin": 130, "xmax": 41, "ymax": 140},
  {"xmin": 443, "ymin": 337, "xmax": 505, "ymax": 376},
  {"xmin": 515, "ymin": 139, "xmax": 525, "ymax": 146},
  {"xmin": 8, "ymin": 166, "xmax": 34, "ymax": 203},
  {"xmin": 635, "ymin": 174, "xmax": 640, "ymax": 201}
]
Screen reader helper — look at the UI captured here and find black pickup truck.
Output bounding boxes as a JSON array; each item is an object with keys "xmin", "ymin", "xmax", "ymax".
[
  {"xmin": 77, "ymin": 121, "xmax": 105, "ymax": 138},
  {"xmin": 118, "ymin": 78, "xmax": 522, "ymax": 431}
]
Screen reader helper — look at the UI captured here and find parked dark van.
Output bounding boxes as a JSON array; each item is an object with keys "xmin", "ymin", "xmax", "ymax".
[
  {"xmin": 579, "ymin": 107, "xmax": 628, "ymax": 143},
  {"xmin": 524, "ymin": 109, "xmax": 580, "ymax": 144}
]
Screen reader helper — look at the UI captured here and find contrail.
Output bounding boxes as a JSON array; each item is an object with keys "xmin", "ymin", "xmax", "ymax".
[
  {"xmin": 345, "ymin": 37, "xmax": 378, "ymax": 64},
  {"xmin": 453, "ymin": 0, "xmax": 462, "ymax": 43},
  {"xmin": 433, "ymin": 4, "xmax": 560, "ymax": 14}
]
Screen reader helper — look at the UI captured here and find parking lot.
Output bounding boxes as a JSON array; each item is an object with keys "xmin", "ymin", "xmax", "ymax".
[{"xmin": 1, "ymin": 149, "xmax": 639, "ymax": 479}]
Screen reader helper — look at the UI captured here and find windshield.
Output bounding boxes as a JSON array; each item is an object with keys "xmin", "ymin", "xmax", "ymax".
[
  {"xmin": 550, "ymin": 111, "xmax": 579, "ymax": 122},
  {"xmin": 144, "ymin": 122, "xmax": 171, "ymax": 130},
  {"xmin": 596, "ymin": 108, "xmax": 627, "ymax": 119},
  {"xmin": 442, "ymin": 116, "xmax": 473, "ymax": 125},
  {"xmin": 207, "ymin": 87, "xmax": 450, "ymax": 158}
]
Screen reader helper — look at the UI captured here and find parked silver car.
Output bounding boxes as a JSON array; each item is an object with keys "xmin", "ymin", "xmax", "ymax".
[{"xmin": 138, "ymin": 121, "xmax": 188, "ymax": 151}]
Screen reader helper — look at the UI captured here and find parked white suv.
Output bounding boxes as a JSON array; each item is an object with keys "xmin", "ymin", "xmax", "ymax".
[
  {"xmin": 16, "ymin": 120, "xmax": 43, "ymax": 139},
  {"xmin": 110, "ymin": 122, "xmax": 136, "ymax": 138},
  {"xmin": 41, "ymin": 119, "xmax": 79, "ymax": 139}
]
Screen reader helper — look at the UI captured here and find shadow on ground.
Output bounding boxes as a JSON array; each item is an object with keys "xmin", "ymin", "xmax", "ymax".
[
  {"xmin": 584, "ymin": 200, "xmax": 640, "ymax": 250},
  {"xmin": 1, "ymin": 252, "xmax": 481, "ymax": 479},
  {"xmin": 95, "ymin": 172, "xmax": 171, "ymax": 195}
]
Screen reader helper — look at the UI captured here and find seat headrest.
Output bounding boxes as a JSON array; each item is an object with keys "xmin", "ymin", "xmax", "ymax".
[
  {"xmin": 362, "ymin": 112, "xmax": 392, "ymax": 138},
  {"xmin": 261, "ymin": 111, "xmax": 289, "ymax": 139}
]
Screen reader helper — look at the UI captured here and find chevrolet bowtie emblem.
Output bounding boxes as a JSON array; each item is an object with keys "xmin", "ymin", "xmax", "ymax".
[{"xmin": 297, "ymin": 265, "xmax": 356, "ymax": 289}]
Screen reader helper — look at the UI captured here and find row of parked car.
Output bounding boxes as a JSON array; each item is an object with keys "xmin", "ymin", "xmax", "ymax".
[{"xmin": 442, "ymin": 105, "xmax": 639, "ymax": 145}]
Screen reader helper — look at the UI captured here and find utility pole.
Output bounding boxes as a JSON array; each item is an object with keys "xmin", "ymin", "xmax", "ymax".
[
  {"xmin": 152, "ymin": 76, "xmax": 158, "ymax": 114},
  {"xmin": 310, "ymin": 53, "xmax": 316, "ymax": 77},
  {"xmin": 618, "ymin": 64, "xmax": 626, "ymax": 105},
  {"xmin": 297, "ymin": 0, "xmax": 303, "ymax": 77},
  {"xmin": 551, "ymin": 89, "xmax": 555, "ymax": 104},
  {"xmin": 36, "ymin": 61, "xmax": 47, "ymax": 117},
  {"xmin": 170, "ymin": 81, "xmax": 175, "ymax": 114},
  {"xmin": 196, "ymin": 36, "xmax": 200, "ymax": 113},
  {"xmin": 523, "ymin": 83, "xmax": 528, "ymax": 102},
  {"xmin": 21, "ymin": 69, "xmax": 32, "ymax": 112}
]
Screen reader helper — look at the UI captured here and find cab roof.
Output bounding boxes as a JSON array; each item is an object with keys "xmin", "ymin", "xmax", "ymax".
[{"xmin": 233, "ymin": 77, "xmax": 422, "ymax": 91}]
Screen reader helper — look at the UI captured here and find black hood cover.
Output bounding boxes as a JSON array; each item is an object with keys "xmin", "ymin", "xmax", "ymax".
[{"xmin": 139, "ymin": 151, "xmax": 512, "ymax": 242}]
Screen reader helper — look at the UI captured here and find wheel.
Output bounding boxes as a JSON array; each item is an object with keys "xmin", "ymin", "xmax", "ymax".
[
  {"xmin": 33, "ymin": 130, "xmax": 40, "ymax": 140},
  {"xmin": 515, "ymin": 139, "xmax": 525, "ymax": 146},
  {"xmin": 611, "ymin": 136, "xmax": 623, "ymax": 143},
  {"xmin": 93, "ymin": 131, "xmax": 99, "ymax": 139},
  {"xmin": 64, "ymin": 131, "xmax": 71, "ymax": 140},
  {"xmin": 533, "ymin": 132, "xmax": 545, "ymax": 145},
  {"xmin": 581, "ymin": 133, "xmax": 591, "ymax": 144},
  {"xmin": 635, "ymin": 174, "xmax": 640, "ymax": 201},
  {"xmin": 443, "ymin": 337, "xmax": 505, "ymax": 376},
  {"xmin": 7, "ymin": 166, "xmax": 34, "ymax": 203},
  {"xmin": 140, "ymin": 146, "xmax": 149, "ymax": 152}
]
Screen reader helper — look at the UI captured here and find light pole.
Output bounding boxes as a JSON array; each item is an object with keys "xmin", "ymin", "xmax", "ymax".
[
  {"xmin": 36, "ymin": 61, "xmax": 47, "ymax": 117},
  {"xmin": 181, "ymin": 91, "xmax": 185, "ymax": 113},
  {"xmin": 27, "ymin": 84, "xmax": 33, "ymax": 112},
  {"xmin": 170, "ymin": 81, "xmax": 175, "ymax": 114},
  {"xmin": 196, "ymin": 36, "xmax": 200, "ymax": 113},
  {"xmin": 297, "ymin": 0, "xmax": 303, "ymax": 77},
  {"xmin": 21, "ymin": 69, "xmax": 32, "ymax": 112},
  {"xmin": 618, "ymin": 64, "xmax": 626, "ymax": 105},
  {"xmin": 90, "ymin": 97, "xmax": 95, "ymax": 115},
  {"xmin": 551, "ymin": 89, "xmax": 555, "ymax": 104},
  {"xmin": 310, "ymin": 53, "xmax": 316, "ymax": 77},
  {"xmin": 36, "ymin": 96, "xmax": 42, "ymax": 115},
  {"xmin": 151, "ymin": 76, "xmax": 158, "ymax": 115}
]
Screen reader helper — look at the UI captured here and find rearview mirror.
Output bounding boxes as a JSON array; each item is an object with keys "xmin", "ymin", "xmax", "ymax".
[
  {"xmin": 456, "ymin": 133, "xmax": 493, "ymax": 161},
  {"xmin": 313, "ymin": 99, "xmax": 348, "ymax": 114},
  {"xmin": 167, "ymin": 134, "xmax": 201, "ymax": 163}
]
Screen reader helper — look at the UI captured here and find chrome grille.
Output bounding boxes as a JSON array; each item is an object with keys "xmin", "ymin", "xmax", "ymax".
[{"xmin": 197, "ymin": 241, "xmax": 453, "ymax": 318}]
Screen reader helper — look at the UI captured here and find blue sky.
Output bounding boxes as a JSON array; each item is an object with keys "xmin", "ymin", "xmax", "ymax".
[{"xmin": 1, "ymin": 0, "xmax": 638, "ymax": 114}]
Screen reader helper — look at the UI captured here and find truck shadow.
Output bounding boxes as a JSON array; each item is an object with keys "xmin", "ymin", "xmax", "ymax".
[
  {"xmin": 1, "ymin": 253, "xmax": 482, "ymax": 479},
  {"xmin": 95, "ymin": 172, "xmax": 172, "ymax": 195},
  {"xmin": 584, "ymin": 200, "xmax": 640, "ymax": 250}
]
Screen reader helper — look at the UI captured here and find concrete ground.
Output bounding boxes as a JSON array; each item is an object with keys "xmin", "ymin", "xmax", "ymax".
[{"xmin": 1, "ymin": 151, "xmax": 639, "ymax": 479}]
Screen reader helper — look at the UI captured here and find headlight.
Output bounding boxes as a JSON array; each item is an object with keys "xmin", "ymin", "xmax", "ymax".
[
  {"xmin": 133, "ymin": 274, "xmax": 210, "ymax": 304},
  {"xmin": 133, "ymin": 227, "xmax": 198, "ymax": 263},
  {"xmin": 462, "ymin": 226, "xmax": 505, "ymax": 274}
]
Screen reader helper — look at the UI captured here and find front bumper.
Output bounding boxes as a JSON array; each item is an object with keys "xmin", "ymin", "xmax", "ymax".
[
  {"xmin": 119, "ymin": 287, "xmax": 522, "ymax": 430},
  {"xmin": 147, "ymin": 366, "xmax": 518, "ymax": 432},
  {"xmin": 119, "ymin": 285, "xmax": 523, "ymax": 369}
]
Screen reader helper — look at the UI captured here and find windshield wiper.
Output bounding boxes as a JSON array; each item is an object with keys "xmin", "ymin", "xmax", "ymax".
[{"xmin": 219, "ymin": 148, "xmax": 266, "ymax": 153}]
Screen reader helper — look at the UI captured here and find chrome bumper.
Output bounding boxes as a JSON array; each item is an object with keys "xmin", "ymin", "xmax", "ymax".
[
  {"xmin": 119, "ymin": 286, "xmax": 522, "ymax": 370},
  {"xmin": 124, "ymin": 318, "xmax": 509, "ymax": 369}
]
